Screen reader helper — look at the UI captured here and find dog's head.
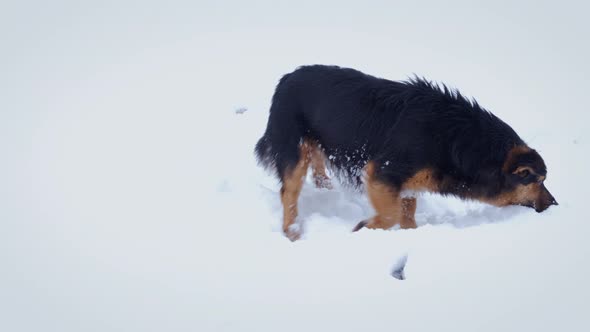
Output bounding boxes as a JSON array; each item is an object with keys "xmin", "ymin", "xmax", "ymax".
[{"xmin": 497, "ymin": 146, "xmax": 557, "ymax": 212}]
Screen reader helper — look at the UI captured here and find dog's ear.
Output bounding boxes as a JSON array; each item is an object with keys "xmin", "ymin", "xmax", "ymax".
[
  {"xmin": 513, "ymin": 165, "xmax": 535, "ymax": 178},
  {"xmin": 502, "ymin": 146, "xmax": 546, "ymax": 177}
]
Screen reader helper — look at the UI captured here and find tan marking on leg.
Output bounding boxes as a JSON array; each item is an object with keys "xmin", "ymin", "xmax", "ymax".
[
  {"xmin": 398, "ymin": 168, "xmax": 438, "ymax": 228},
  {"xmin": 362, "ymin": 161, "xmax": 402, "ymax": 230},
  {"xmin": 280, "ymin": 142, "xmax": 311, "ymax": 241},
  {"xmin": 401, "ymin": 168, "xmax": 440, "ymax": 192},
  {"xmin": 400, "ymin": 197, "xmax": 417, "ymax": 229},
  {"xmin": 309, "ymin": 142, "xmax": 333, "ymax": 189}
]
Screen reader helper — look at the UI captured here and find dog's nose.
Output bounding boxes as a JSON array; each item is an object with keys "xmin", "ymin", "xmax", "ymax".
[{"xmin": 551, "ymin": 198, "xmax": 558, "ymax": 206}]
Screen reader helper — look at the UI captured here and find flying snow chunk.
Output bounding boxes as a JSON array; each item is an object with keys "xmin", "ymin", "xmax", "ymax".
[
  {"xmin": 391, "ymin": 254, "xmax": 408, "ymax": 280},
  {"xmin": 235, "ymin": 107, "xmax": 248, "ymax": 114}
]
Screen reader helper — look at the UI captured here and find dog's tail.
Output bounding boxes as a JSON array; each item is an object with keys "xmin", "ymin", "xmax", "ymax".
[
  {"xmin": 254, "ymin": 72, "xmax": 303, "ymax": 180},
  {"xmin": 254, "ymin": 133, "xmax": 274, "ymax": 171}
]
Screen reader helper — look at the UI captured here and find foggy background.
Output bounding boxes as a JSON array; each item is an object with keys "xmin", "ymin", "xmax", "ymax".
[{"xmin": 1, "ymin": 1, "xmax": 588, "ymax": 331}]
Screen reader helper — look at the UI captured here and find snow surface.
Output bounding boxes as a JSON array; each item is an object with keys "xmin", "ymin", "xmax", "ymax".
[{"xmin": 1, "ymin": 1, "xmax": 590, "ymax": 331}]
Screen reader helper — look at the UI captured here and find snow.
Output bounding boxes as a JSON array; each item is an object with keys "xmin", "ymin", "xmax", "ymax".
[
  {"xmin": 1, "ymin": 1, "xmax": 590, "ymax": 331},
  {"xmin": 390, "ymin": 253, "xmax": 408, "ymax": 280}
]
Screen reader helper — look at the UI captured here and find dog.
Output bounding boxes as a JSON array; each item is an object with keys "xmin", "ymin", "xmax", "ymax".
[{"xmin": 255, "ymin": 65, "xmax": 557, "ymax": 241}]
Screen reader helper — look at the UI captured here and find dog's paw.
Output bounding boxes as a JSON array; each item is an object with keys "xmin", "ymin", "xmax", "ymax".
[
  {"xmin": 314, "ymin": 175, "xmax": 333, "ymax": 190},
  {"xmin": 284, "ymin": 223, "xmax": 302, "ymax": 241},
  {"xmin": 353, "ymin": 217, "xmax": 398, "ymax": 232},
  {"xmin": 352, "ymin": 220, "xmax": 369, "ymax": 232}
]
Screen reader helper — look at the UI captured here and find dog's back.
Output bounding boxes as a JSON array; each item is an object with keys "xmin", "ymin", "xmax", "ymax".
[{"xmin": 256, "ymin": 65, "xmax": 520, "ymax": 186}]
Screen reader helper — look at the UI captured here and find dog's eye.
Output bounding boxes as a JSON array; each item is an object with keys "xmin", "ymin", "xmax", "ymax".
[{"xmin": 518, "ymin": 169, "xmax": 530, "ymax": 178}]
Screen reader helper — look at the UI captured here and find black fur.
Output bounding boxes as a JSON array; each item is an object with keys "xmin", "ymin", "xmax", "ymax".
[{"xmin": 255, "ymin": 65, "xmax": 532, "ymax": 201}]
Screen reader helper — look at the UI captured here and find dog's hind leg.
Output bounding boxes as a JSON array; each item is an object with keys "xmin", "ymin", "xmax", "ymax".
[
  {"xmin": 353, "ymin": 161, "xmax": 403, "ymax": 231},
  {"xmin": 280, "ymin": 142, "xmax": 311, "ymax": 241},
  {"xmin": 309, "ymin": 142, "xmax": 333, "ymax": 189}
]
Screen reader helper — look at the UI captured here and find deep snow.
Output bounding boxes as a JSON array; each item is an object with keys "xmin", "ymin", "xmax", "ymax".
[{"xmin": 1, "ymin": 1, "xmax": 589, "ymax": 331}]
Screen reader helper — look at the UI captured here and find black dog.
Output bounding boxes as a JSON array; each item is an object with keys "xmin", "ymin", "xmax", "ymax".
[{"xmin": 255, "ymin": 65, "xmax": 557, "ymax": 241}]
